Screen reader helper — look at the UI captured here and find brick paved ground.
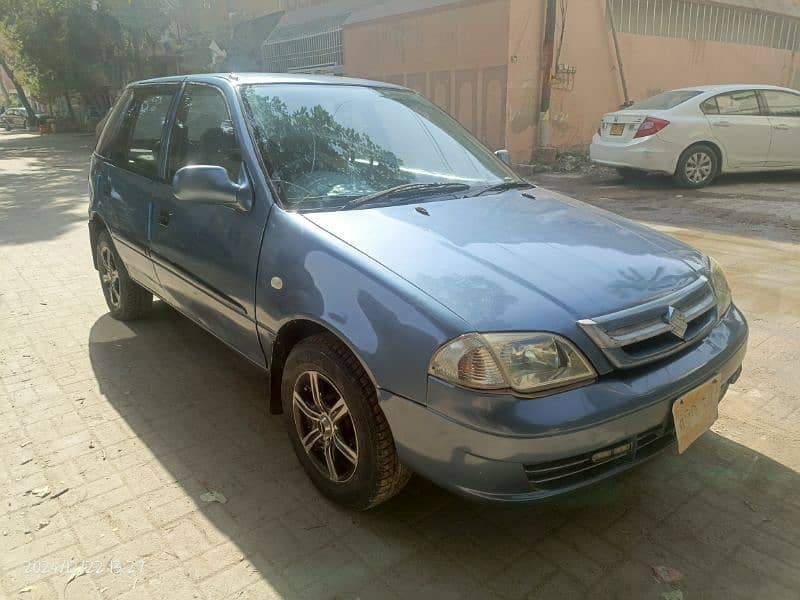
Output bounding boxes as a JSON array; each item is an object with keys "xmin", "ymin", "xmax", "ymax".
[{"xmin": 1, "ymin": 132, "xmax": 798, "ymax": 600}]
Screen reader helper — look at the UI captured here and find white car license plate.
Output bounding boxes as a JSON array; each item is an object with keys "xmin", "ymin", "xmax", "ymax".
[
  {"xmin": 672, "ymin": 375, "xmax": 721, "ymax": 453},
  {"xmin": 610, "ymin": 123, "xmax": 625, "ymax": 136}
]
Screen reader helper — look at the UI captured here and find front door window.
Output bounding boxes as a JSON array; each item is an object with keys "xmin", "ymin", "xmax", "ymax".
[{"xmin": 167, "ymin": 84, "xmax": 242, "ymax": 182}]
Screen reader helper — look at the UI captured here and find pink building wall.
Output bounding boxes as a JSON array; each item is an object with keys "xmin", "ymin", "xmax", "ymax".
[{"xmin": 545, "ymin": 1, "xmax": 800, "ymax": 150}]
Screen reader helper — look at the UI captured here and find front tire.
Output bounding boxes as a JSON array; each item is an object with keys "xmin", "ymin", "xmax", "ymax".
[
  {"xmin": 281, "ymin": 334, "xmax": 411, "ymax": 510},
  {"xmin": 673, "ymin": 144, "xmax": 718, "ymax": 188},
  {"xmin": 96, "ymin": 230, "xmax": 152, "ymax": 321}
]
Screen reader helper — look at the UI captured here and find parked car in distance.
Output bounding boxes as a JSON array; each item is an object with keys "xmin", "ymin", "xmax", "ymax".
[
  {"xmin": 590, "ymin": 84, "xmax": 800, "ymax": 187},
  {"xmin": 1, "ymin": 107, "xmax": 30, "ymax": 130},
  {"xmin": 89, "ymin": 74, "xmax": 748, "ymax": 509}
]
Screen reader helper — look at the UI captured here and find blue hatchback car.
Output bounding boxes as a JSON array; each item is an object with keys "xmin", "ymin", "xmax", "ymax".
[{"xmin": 89, "ymin": 74, "xmax": 748, "ymax": 509}]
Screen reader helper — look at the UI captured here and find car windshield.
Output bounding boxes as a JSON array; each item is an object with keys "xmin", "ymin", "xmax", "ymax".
[
  {"xmin": 627, "ymin": 90, "xmax": 702, "ymax": 110},
  {"xmin": 241, "ymin": 84, "xmax": 519, "ymax": 211}
]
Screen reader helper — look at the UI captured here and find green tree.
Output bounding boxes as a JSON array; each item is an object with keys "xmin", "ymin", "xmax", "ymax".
[
  {"xmin": 0, "ymin": 0, "xmax": 109, "ymax": 120},
  {"xmin": 0, "ymin": 0, "xmax": 37, "ymax": 115},
  {"xmin": 0, "ymin": 0, "xmax": 214, "ymax": 122}
]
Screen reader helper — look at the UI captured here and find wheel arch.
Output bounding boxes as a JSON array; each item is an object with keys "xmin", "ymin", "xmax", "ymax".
[
  {"xmin": 88, "ymin": 213, "xmax": 110, "ymax": 270},
  {"xmin": 266, "ymin": 317, "xmax": 380, "ymax": 415}
]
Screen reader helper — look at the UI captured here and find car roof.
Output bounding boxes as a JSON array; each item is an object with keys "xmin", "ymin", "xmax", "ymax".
[
  {"xmin": 132, "ymin": 72, "xmax": 406, "ymax": 90},
  {"xmin": 670, "ymin": 84, "xmax": 798, "ymax": 94}
]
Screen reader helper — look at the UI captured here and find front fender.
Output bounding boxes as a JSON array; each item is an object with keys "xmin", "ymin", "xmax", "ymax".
[{"xmin": 255, "ymin": 208, "xmax": 469, "ymax": 404}]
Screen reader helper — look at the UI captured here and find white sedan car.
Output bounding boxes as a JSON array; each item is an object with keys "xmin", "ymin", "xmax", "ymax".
[{"xmin": 590, "ymin": 84, "xmax": 800, "ymax": 188}]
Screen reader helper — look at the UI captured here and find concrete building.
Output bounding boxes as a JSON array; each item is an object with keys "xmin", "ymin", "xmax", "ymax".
[{"xmin": 191, "ymin": 0, "xmax": 800, "ymax": 161}]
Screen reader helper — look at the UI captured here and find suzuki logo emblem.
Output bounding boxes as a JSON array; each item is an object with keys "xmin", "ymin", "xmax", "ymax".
[{"xmin": 663, "ymin": 306, "xmax": 688, "ymax": 339}]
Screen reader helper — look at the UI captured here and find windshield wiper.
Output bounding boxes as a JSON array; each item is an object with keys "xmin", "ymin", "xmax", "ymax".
[
  {"xmin": 339, "ymin": 182, "xmax": 470, "ymax": 211},
  {"xmin": 472, "ymin": 181, "xmax": 535, "ymax": 197}
]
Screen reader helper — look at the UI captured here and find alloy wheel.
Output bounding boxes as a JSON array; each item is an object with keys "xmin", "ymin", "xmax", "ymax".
[
  {"xmin": 292, "ymin": 370, "xmax": 359, "ymax": 483},
  {"xmin": 100, "ymin": 246, "xmax": 121, "ymax": 308},
  {"xmin": 684, "ymin": 152, "xmax": 713, "ymax": 184}
]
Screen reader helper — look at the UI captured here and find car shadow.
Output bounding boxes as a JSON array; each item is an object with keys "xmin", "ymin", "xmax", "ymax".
[
  {"xmin": 616, "ymin": 169, "xmax": 800, "ymax": 190},
  {"xmin": 87, "ymin": 304, "xmax": 800, "ymax": 598}
]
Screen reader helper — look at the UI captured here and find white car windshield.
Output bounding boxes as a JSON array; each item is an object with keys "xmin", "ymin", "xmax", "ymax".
[{"xmin": 241, "ymin": 84, "xmax": 518, "ymax": 211}]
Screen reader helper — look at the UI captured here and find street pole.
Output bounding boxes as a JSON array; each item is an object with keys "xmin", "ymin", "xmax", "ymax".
[
  {"xmin": 606, "ymin": 0, "xmax": 630, "ymax": 106},
  {"xmin": 538, "ymin": 0, "xmax": 557, "ymax": 151}
]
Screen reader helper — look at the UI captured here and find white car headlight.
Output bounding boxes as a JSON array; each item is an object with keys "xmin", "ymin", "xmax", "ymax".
[
  {"xmin": 707, "ymin": 256, "xmax": 732, "ymax": 318},
  {"xmin": 428, "ymin": 332, "xmax": 596, "ymax": 395}
]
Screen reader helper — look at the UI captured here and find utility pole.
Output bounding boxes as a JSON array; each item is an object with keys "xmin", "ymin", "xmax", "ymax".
[
  {"xmin": 538, "ymin": 0, "xmax": 557, "ymax": 151},
  {"xmin": 606, "ymin": 0, "xmax": 630, "ymax": 105}
]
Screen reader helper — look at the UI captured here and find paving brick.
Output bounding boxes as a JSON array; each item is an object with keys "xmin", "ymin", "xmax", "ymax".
[
  {"xmin": 184, "ymin": 542, "xmax": 246, "ymax": 582},
  {"xmin": 485, "ymin": 550, "xmax": 558, "ymax": 599},
  {"xmin": 533, "ymin": 535, "xmax": 607, "ymax": 587},
  {"xmin": 200, "ymin": 554, "xmax": 262, "ymax": 599}
]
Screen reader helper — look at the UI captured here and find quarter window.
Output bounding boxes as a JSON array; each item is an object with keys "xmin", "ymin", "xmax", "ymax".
[
  {"xmin": 98, "ymin": 86, "xmax": 178, "ymax": 178},
  {"xmin": 702, "ymin": 91, "xmax": 762, "ymax": 116},
  {"xmin": 95, "ymin": 89, "xmax": 134, "ymax": 160},
  {"xmin": 167, "ymin": 85, "xmax": 242, "ymax": 181},
  {"xmin": 762, "ymin": 90, "xmax": 800, "ymax": 117},
  {"xmin": 700, "ymin": 98, "xmax": 719, "ymax": 115}
]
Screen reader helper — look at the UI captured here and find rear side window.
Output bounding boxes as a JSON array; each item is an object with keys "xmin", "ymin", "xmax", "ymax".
[
  {"xmin": 702, "ymin": 91, "xmax": 762, "ymax": 116},
  {"xmin": 96, "ymin": 89, "xmax": 134, "ymax": 159},
  {"xmin": 167, "ymin": 84, "xmax": 242, "ymax": 181},
  {"xmin": 762, "ymin": 90, "xmax": 800, "ymax": 117},
  {"xmin": 97, "ymin": 85, "xmax": 178, "ymax": 179},
  {"xmin": 126, "ymin": 89, "xmax": 178, "ymax": 178},
  {"xmin": 627, "ymin": 90, "xmax": 702, "ymax": 110}
]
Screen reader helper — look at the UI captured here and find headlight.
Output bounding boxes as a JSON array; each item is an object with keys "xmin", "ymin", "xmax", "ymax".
[
  {"xmin": 707, "ymin": 256, "xmax": 732, "ymax": 318},
  {"xmin": 429, "ymin": 332, "xmax": 596, "ymax": 395}
]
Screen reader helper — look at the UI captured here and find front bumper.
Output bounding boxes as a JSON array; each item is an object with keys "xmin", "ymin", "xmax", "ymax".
[
  {"xmin": 589, "ymin": 133, "xmax": 679, "ymax": 174},
  {"xmin": 380, "ymin": 305, "xmax": 748, "ymax": 503}
]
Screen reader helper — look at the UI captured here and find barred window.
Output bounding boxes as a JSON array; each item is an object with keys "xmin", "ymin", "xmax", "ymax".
[
  {"xmin": 608, "ymin": 0, "xmax": 800, "ymax": 51},
  {"xmin": 263, "ymin": 26, "xmax": 343, "ymax": 74}
]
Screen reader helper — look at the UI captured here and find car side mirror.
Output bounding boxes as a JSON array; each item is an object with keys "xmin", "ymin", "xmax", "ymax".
[
  {"xmin": 494, "ymin": 149, "xmax": 512, "ymax": 165},
  {"xmin": 172, "ymin": 164, "xmax": 253, "ymax": 212}
]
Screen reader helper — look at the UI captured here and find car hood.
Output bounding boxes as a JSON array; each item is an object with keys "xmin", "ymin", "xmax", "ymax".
[{"xmin": 303, "ymin": 188, "xmax": 706, "ymax": 331}]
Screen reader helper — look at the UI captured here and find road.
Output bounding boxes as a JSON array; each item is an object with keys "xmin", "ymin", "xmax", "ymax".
[{"xmin": 1, "ymin": 132, "xmax": 798, "ymax": 600}]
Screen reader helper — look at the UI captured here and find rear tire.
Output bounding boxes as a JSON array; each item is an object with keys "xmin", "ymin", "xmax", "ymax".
[
  {"xmin": 96, "ymin": 230, "xmax": 152, "ymax": 321},
  {"xmin": 673, "ymin": 144, "xmax": 719, "ymax": 188},
  {"xmin": 282, "ymin": 333, "xmax": 411, "ymax": 510}
]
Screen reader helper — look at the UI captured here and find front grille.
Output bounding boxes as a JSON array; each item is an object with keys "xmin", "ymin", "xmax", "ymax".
[
  {"xmin": 578, "ymin": 277, "xmax": 717, "ymax": 369},
  {"xmin": 524, "ymin": 422, "xmax": 675, "ymax": 489}
]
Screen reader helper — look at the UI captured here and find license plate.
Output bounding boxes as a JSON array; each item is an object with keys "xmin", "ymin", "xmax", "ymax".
[
  {"xmin": 672, "ymin": 375, "xmax": 722, "ymax": 454},
  {"xmin": 610, "ymin": 123, "xmax": 625, "ymax": 136}
]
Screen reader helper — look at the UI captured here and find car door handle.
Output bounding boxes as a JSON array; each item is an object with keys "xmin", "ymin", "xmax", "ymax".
[
  {"xmin": 158, "ymin": 209, "xmax": 172, "ymax": 227},
  {"xmin": 772, "ymin": 124, "xmax": 790, "ymax": 131},
  {"xmin": 712, "ymin": 120, "xmax": 732, "ymax": 127}
]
